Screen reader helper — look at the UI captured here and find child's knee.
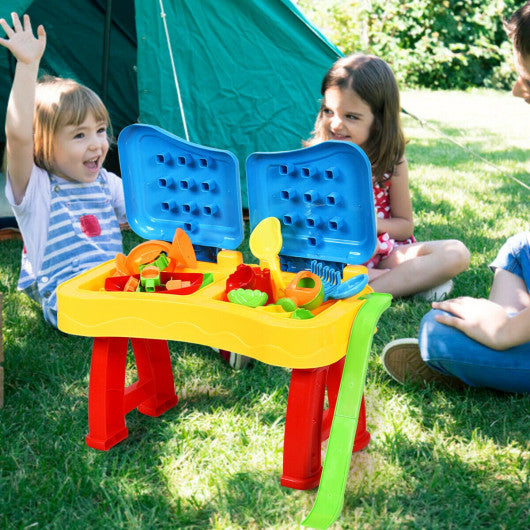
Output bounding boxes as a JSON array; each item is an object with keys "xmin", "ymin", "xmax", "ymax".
[
  {"xmin": 443, "ymin": 239, "xmax": 470, "ymax": 272},
  {"xmin": 419, "ymin": 309, "xmax": 455, "ymax": 361}
]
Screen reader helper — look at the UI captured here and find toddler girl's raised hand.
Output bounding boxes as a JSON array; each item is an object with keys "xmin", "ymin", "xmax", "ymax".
[
  {"xmin": 0, "ymin": 13, "xmax": 46, "ymax": 65},
  {"xmin": 2, "ymin": 13, "xmax": 46, "ymax": 204}
]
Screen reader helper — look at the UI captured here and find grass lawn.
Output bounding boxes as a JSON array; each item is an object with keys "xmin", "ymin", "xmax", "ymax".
[{"xmin": 1, "ymin": 89, "xmax": 529, "ymax": 529}]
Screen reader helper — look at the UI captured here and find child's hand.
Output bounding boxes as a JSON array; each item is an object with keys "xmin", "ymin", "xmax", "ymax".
[
  {"xmin": 432, "ymin": 297, "xmax": 511, "ymax": 349},
  {"xmin": 0, "ymin": 13, "xmax": 46, "ymax": 65}
]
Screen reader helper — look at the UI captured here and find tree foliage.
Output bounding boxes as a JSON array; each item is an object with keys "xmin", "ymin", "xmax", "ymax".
[{"xmin": 298, "ymin": 0, "xmax": 521, "ymax": 89}]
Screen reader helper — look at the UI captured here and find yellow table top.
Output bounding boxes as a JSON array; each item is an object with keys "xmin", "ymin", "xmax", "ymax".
[{"xmin": 57, "ymin": 250, "xmax": 370, "ymax": 368}]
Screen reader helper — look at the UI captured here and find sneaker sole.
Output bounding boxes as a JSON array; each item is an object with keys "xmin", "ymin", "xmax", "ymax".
[{"xmin": 381, "ymin": 339, "xmax": 465, "ymax": 389}]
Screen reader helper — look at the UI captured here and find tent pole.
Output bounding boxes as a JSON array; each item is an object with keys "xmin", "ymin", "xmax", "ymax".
[{"xmin": 102, "ymin": 0, "xmax": 113, "ymax": 104}]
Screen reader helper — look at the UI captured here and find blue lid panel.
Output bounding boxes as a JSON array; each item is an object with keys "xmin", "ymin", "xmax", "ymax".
[
  {"xmin": 118, "ymin": 124, "xmax": 244, "ymax": 249},
  {"xmin": 246, "ymin": 141, "xmax": 376, "ymax": 265}
]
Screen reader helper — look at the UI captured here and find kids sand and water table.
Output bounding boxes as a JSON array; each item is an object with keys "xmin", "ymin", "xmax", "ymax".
[{"xmin": 57, "ymin": 124, "xmax": 391, "ymax": 528}]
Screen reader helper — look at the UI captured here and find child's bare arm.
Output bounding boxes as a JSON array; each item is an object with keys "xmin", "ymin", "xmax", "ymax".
[
  {"xmin": 0, "ymin": 13, "xmax": 46, "ymax": 203},
  {"xmin": 376, "ymin": 158, "xmax": 414, "ymax": 240},
  {"xmin": 432, "ymin": 298, "xmax": 530, "ymax": 350}
]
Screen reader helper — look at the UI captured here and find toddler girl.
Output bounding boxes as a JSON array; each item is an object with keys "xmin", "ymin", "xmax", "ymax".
[
  {"xmin": 305, "ymin": 53, "xmax": 470, "ymax": 299},
  {"xmin": 1, "ymin": 13, "xmax": 127, "ymax": 327}
]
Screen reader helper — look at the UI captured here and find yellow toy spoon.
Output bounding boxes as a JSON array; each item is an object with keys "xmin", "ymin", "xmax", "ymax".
[{"xmin": 249, "ymin": 217, "xmax": 286, "ymax": 299}]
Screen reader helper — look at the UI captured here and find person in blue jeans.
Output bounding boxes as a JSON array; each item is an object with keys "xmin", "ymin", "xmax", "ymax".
[
  {"xmin": 383, "ymin": 233, "xmax": 530, "ymax": 393},
  {"xmin": 381, "ymin": 1, "xmax": 530, "ymax": 393}
]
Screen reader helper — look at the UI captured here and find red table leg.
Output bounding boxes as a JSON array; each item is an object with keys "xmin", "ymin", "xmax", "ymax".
[
  {"xmin": 85, "ymin": 337, "xmax": 178, "ymax": 450},
  {"xmin": 281, "ymin": 366, "xmax": 328, "ymax": 490},
  {"xmin": 281, "ymin": 358, "xmax": 370, "ymax": 490},
  {"xmin": 130, "ymin": 338, "xmax": 179, "ymax": 416},
  {"xmin": 85, "ymin": 337, "xmax": 129, "ymax": 450}
]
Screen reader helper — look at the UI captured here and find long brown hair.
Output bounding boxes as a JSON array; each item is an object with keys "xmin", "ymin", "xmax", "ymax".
[
  {"xmin": 33, "ymin": 76, "xmax": 111, "ymax": 172},
  {"xmin": 305, "ymin": 53, "xmax": 405, "ymax": 182},
  {"xmin": 504, "ymin": 1, "xmax": 530, "ymax": 56}
]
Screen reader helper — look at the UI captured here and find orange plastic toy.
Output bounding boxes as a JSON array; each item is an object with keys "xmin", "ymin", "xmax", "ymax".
[
  {"xmin": 125, "ymin": 240, "xmax": 172, "ymax": 274},
  {"xmin": 167, "ymin": 227, "xmax": 197, "ymax": 270},
  {"xmin": 284, "ymin": 270, "xmax": 324, "ymax": 310}
]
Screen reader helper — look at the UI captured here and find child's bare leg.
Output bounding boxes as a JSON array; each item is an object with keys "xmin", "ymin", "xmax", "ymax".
[
  {"xmin": 488, "ymin": 268, "xmax": 530, "ymax": 313},
  {"xmin": 367, "ymin": 267, "xmax": 391, "ymax": 281},
  {"xmin": 368, "ymin": 240, "xmax": 470, "ymax": 298}
]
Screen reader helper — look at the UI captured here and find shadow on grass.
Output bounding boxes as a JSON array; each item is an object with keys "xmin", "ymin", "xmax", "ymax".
[
  {"xmin": 346, "ymin": 431, "xmax": 529, "ymax": 528},
  {"xmin": 410, "ymin": 387, "xmax": 529, "ymax": 447}
]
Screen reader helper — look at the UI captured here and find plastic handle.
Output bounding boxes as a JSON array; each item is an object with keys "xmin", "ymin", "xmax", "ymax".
[{"xmin": 302, "ymin": 292, "xmax": 392, "ymax": 529}]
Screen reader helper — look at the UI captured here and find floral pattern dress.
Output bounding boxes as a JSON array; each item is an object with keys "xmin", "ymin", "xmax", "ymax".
[{"xmin": 363, "ymin": 177, "xmax": 416, "ymax": 269}]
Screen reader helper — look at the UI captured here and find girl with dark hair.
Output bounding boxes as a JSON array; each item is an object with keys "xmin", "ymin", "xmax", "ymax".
[{"xmin": 306, "ymin": 53, "xmax": 470, "ymax": 299}]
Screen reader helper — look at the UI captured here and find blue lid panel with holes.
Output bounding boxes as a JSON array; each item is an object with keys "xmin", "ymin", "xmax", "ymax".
[
  {"xmin": 246, "ymin": 141, "xmax": 376, "ymax": 266},
  {"xmin": 117, "ymin": 124, "xmax": 244, "ymax": 249}
]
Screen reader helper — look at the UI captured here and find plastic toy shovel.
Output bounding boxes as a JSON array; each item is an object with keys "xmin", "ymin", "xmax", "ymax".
[
  {"xmin": 302, "ymin": 292, "xmax": 392, "ymax": 529},
  {"xmin": 249, "ymin": 217, "xmax": 286, "ymax": 297}
]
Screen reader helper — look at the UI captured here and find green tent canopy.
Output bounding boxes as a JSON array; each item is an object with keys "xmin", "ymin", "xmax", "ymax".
[{"xmin": 0, "ymin": 0, "xmax": 341, "ymax": 206}]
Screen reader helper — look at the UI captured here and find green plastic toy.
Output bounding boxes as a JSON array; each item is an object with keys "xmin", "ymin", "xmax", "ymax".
[
  {"xmin": 302, "ymin": 292, "xmax": 391, "ymax": 529},
  {"xmin": 276, "ymin": 297, "xmax": 298, "ymax": 312},
  {"xmin": 227, "ymin": 288, "xmax": 268, "ymax": 307},
  {"xmin": 291, "ymin": 308, "xmax": 314, "ymax": 320}
]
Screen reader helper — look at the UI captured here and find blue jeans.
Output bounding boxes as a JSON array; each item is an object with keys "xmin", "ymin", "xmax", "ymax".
[
  {"xmin": 490, "ymin": 232, "xmax": 530, "ymax": 291},
  {"xmin": 418, "ymin": 233, "xmax": 530, "ymax": 393},
  {"xmin": 419, "ymin": 310, "xmax": 530, "ymax": 393}
]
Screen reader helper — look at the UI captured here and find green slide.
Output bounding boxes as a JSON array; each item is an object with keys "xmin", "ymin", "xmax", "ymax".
[{"xmin": 302, "ymin": 292, "xmax": 392, "ymax": 529}]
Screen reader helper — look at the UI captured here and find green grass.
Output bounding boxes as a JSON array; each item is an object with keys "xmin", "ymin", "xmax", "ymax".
[{"xmin": 1, "ymin": 89, "xmax": 529, "ymax": 529}]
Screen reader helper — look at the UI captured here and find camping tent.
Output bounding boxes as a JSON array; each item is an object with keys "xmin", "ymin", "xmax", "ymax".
[{"xmin": 0, "ymin": 0, "xmax": 341, "ymax": 206}]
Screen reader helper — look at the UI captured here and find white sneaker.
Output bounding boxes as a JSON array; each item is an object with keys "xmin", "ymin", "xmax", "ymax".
[{"xmin": 417, "ymin": 279, "xmax": 453, "ymax": 302}]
